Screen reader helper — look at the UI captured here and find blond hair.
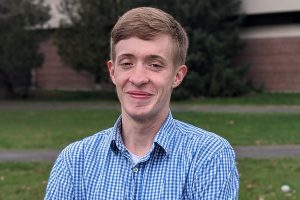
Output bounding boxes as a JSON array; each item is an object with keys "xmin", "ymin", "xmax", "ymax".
[{"xmin": 110, "ymin": 7, "xmax": 189, "ymax": 66}]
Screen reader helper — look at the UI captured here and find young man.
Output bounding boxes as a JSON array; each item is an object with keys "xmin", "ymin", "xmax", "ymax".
[{"xmin": 45, "ymin": 7, "xmax": 239, "ymax": 199}]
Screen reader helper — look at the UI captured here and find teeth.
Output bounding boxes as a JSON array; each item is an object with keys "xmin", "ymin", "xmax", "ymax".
[{"xmin": 129, "ymin": 92, "xmax": 151, "ymax": 98}]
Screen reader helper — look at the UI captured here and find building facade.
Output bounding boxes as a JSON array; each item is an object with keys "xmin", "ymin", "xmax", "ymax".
[
  {"xmin": 35, "ymin": 0, "xmax": 300, "ymax": 92},
  {"xmin": 238, "ymin": 0, "xmax": 300, "ymax": 91}
]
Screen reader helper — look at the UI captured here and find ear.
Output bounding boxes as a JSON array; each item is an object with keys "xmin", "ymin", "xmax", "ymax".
[
  {"xmin": 107, "ymin": 60, "xmax": 116, "ymax": 85},
  {"xmin": 172, "ymin": 65, "xmax": 188, "ymax": 88}
]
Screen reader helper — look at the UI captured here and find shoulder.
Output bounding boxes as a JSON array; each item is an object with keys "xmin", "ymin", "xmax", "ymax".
[
  {"xmin": 173, "ymin": 119, "xmax": 235, "ymax": 161},
  {"xmin": 174, "ymin": 121, "xmax": 239, "ymax": 199},
  {"xmin": 57, "ymin": 128, "xmax": 113, "ymax": 164}
]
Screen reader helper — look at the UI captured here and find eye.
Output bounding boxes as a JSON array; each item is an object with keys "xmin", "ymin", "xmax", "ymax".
[
  {"xmin": 148, "ymin": 63, "xmax": 163, "ymax": 70},
  {"xmin": 119, "ymin": 62, "xmax": 133, "ymax": 69},
  {"xmin": 150, "ymin": 63, "xmax": 162, "ymax": 68}
]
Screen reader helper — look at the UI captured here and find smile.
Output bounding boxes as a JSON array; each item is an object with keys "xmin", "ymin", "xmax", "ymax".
[{"xmin": 127, "ymin": 91, "xmax": 152, "ymax": 99}]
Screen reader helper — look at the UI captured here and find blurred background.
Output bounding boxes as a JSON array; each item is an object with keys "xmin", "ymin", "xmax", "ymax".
[
  {"xmin": 1, "ymin": 0, "xmax": 300, "ymax": 99},
  {"xmin": 0, "ymin": 0, "xmax": 299, "ymax": 199}
]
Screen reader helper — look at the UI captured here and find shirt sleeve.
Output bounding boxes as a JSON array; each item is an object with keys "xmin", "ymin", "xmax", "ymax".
[
  {"xmin": 192, "ymin": 147, "xmax": 239, "ymax": 200},
  {"xmin": 44, "ymin": 152, "xmax": 74, "ymax": 200}
]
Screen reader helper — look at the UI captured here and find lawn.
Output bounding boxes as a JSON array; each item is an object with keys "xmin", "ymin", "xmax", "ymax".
[
  {"xmin": 24, "ymin": 91, "xmax": 300, "ymax": 105},
  {"xmin": 0, "ymin": 159, "xmax": 299, "ymax": 199},
  {"xmin": 174, "ymin": 92, "xmax": 300, "ymax": 105},
  {"xmin": 173, "ymin": 112, "xmax": 300, "ymax": 146},
  {"xmin": 238, "ymin": 159, "xmax": 300, "ymax": 200},
  {"xmin": 0, "ymin": 162, "xmax": 51, "ymax": 200},
  {"xmin": 0, "ymin": 110, "xmax": 299, "ymax": 149},
  {"xmin": 1, "ymin": 97, "xmax": 299, "ymax": 199},
  {"xmin": 0, "ymin": 110, "xmax": 119, "ymax": 149}
]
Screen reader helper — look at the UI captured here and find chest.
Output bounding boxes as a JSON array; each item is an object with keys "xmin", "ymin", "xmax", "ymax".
[{"xmin": 80, "ymin": 152, "xmax": 193, "ymax": 200}]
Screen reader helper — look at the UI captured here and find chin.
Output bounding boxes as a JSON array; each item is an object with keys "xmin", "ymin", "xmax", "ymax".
[{"xmin": 124, "ymin": 106, "xmax": 155, "ymax": 120}]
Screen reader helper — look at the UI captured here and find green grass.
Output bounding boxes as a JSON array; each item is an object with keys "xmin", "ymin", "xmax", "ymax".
[
  {"xmin": 0, "ymin": 110, "xmax": 120, "ymax": 150},
  {"xmin": 0, "ymin": 162, "xmax": 52, "ymax": 200},
  {"xmin": 15, "ymin": 91, "xmax": 300, "ymax": 105},
  {"xmin": 0, "ymin": 159, "xmax": 299, "ymax": 199},
  {"xmin": 1, "ymin": 92, "xmax": 299, "ymax": 199},
  {"xmin": 173, "ymin": 112, "xmax": 300, "ymax": 146},
  {"xmin": 28, "ymin": 90, "xmax": 118, "ymax": 102},
  {"xmin": 173, "ymin": 92, "xmax": 300, "ymax": 105},
  {"xmin": 239, "ymin": 159, "xmax": 300, "ymax": 200},
  {"xmin": 1, "ymin": 110, "xmax": 299, "ymax": 149}
]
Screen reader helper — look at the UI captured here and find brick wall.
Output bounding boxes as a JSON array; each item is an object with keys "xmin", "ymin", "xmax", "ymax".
[
  {"xmin": 34, "ymin": 38, "xmax": 96, "ymax": 90},
  {"xmin": 236, "ymin": 36, "xmax": 300, "ymax": 92},
  {"xmin": 36, "ymin": 36, "xmax": 300, "ymax": 92}
]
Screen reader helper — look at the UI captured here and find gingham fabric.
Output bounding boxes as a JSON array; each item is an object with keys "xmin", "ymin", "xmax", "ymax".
[{"xmin": 45, "ymin": 112, "xmax": 239, "ymax": 199}]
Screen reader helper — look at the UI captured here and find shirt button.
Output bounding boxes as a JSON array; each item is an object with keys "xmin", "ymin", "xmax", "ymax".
[{"xmin": 132, "ymin": 167, "xmax": 139, "ymax": 173}]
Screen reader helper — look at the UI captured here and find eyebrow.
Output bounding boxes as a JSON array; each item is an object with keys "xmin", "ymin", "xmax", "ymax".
[
  {"xmin": 117, "ymin": 54, "xmax": 135, "ymax": 61},
  {"xmin": 116, "ymin": 54, "xmax": 167, "ymax": 65},
  {"xmin": 145, "ymin": 55, "xmax": 167, "ymax": 65}
]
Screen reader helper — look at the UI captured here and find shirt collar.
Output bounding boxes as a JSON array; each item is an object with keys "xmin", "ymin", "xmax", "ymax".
[
  {"xmin": 110, "ymin": 116, "xmax": 126, "ymax": 153},
  {"xmin": 110, "ymin": 112, "xmax": 176, "ymax": 156},
  {"xmin": 153, "ymin": 112, "xmax": 176, "ymax": 155}
]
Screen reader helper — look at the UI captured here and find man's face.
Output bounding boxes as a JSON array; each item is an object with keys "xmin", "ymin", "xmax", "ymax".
[{"xmin": 107, "ymin": 35, "xmax": 187, "ymax": 122}]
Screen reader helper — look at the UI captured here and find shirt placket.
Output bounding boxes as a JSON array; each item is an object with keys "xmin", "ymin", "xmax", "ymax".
[{"xmin": 131, "ymin": 162, "xmax": 144, "ymax": 200}]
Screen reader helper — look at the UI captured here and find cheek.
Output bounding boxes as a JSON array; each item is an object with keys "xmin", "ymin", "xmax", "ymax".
[
  {"xmin": 114, "ymin": 74, "xmax": 131, "ymax": 91},
  {"xmin": 156, "ymin": 77, "xmax": 174, "ymax": 94},
  {"xmin": 113, "ymin": 69, "xmax": 125, "ymax": 83}
]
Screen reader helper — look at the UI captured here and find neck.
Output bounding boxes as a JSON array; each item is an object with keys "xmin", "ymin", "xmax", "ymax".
[{"xmin": 121, "ymin": 111, "xmax": 168, "ymax": 156}]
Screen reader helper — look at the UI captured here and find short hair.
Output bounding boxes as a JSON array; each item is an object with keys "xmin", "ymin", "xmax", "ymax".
[{"xmin": 110, "ymin": 7, "xmax": 189, "ymax": 66}]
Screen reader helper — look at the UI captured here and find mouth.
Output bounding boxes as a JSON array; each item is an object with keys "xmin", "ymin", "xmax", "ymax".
[{"xmin": 127, "ymin": 91, "xmax": 152, "ymax": 99}]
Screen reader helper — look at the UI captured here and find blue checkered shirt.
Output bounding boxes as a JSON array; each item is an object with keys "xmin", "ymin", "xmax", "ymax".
[{"xmin": 45, "ymin": 112, "xmax": 239, "ymax": 199}]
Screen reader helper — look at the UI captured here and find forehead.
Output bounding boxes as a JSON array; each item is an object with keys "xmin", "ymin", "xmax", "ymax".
[{"xmin": 114, "ymin": 35, "xmax": 174, "ymax": 61}]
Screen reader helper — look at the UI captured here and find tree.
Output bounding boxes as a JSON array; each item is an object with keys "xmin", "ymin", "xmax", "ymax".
[
  {"xmin": 0, "ymin": 0, "xmax": 50, "ymax": 97},
  {"xmin": 132, "ymin": 0, "xmax": 250, "ymax": 97},
  {"xmin": 56, "ymin": 0, "xmax": 249, "ymax": 97},
  {"xmin": 55, "ymin": 0, "xmax": 133, "ymax": 84},
  {"xmin": 174, "ymin": 0, "xmax": 250, "ymax": 97}
]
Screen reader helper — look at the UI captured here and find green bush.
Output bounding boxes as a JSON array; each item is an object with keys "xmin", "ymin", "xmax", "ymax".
[
  {"xmin": 56, "ymin": 0, "xmax": 250, "ymax": 98},
  {"xmin": 0, "ymin": 0, "xmax": 50, "ymax": 98}
]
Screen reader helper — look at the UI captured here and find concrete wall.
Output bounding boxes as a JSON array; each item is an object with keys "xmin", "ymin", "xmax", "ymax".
[
  {"xmin": 241, "ymin": 0, "xmax": 300, "ymax": 14},
  {"xmin": 240, "ymin": 25, "xmax": 300, "ymax": 39}
]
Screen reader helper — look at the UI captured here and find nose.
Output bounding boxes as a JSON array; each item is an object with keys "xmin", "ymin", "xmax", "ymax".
[{"xmin": 129, "ymin": 65, "xmax": 149, "ymax": 86}]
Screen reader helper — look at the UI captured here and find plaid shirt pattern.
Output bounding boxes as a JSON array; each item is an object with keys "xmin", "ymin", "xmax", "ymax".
[{"xmin": 45, "ymin": 113, "xmax": 239, "ymax": 199}]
